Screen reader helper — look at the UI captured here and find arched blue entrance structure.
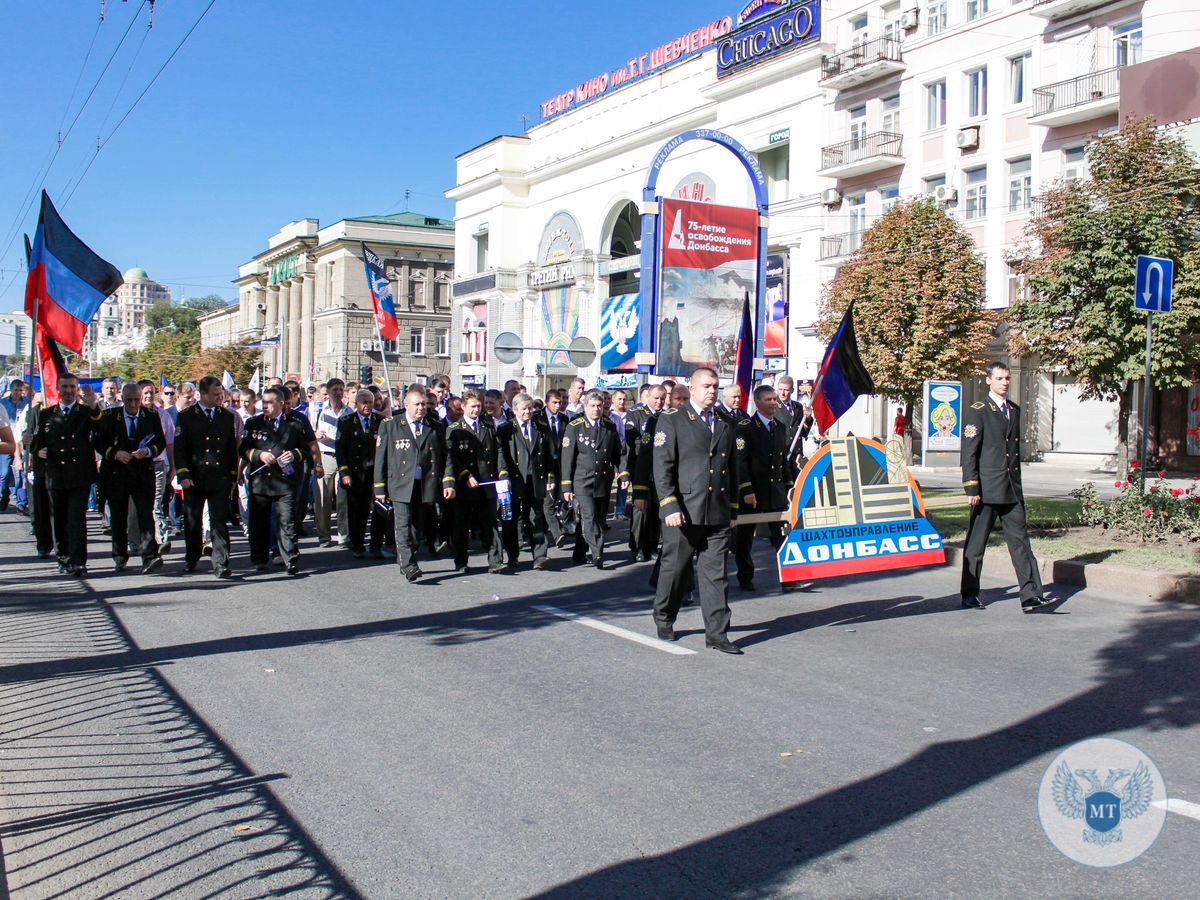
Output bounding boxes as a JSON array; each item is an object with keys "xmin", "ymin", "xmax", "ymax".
[{"xmin": 636, "ymin": 128, "xmax": 769, "ymax": 373}]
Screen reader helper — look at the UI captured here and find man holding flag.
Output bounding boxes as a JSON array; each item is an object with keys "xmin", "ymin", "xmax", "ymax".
[{"xmin": 810, "ymin": 303, "xmax": 875, "ymax": 436}]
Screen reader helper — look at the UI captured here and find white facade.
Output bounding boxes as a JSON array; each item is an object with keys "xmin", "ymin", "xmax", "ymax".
[
  {"xmin": 448, "ymin": 0, "xmax": 1193, "ymax": 455},
  {"xmin": 85, "ymin": 267, "xmax": 172, "ymax": 364},
  {"xmin": 0, "ymin": 311, "xmax": 32, "ymax": 362}
]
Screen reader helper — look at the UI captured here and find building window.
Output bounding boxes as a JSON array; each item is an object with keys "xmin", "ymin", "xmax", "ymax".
[
  {"xmin": 435, "ymin": 279, "xmax": 450, "ymax": 309},
  {"xmin": 964, "ymin": 166, "xmax": 987, "ymax": 220},
  {"xmin": 1007, "ymin": 263, "xmax": 1027, "ymax": 306},
  {"xmin": 382, "ymin": 338, "xmax": 399, "ymax": 354},
  {"xmin": 881, "ymin": 94, "xmax": 901, "ymax": 135},
  {"xmin": 758, "ymin": 143, "xmax": 789, "ymax": 203},
  {"xmin": 925, "ymin": 1, "xmax": 947, "ymax": 36},
  {"xmin": 1114, "ymin": 19, "xmax": 1142, "ymax": 67},
  {"xmin": 926, "ymin": 80, "xmax": 947, "ymax": 130},
  {"xmin": 847, "ymin": 193, "xmax": 867, "ymax": 253},
  {"xmin": 1008, "ymin": 157, "xmax": 1032, "ymax": 212},
  {"xmin": 966, "ymin": 66, "xmax": 988, "ymax": 118},
  {"xmin": 1009, "ymin": 52, "xmax": 1031, "ymax": 105},
  {"xmin": 848, "ymin": 104, "xmax": 867, "ymax": 147},
  {"xmin": 474, "ymin": 232, "xmax": 489, "ymax": 274},
  {"xmin": 435, "ymin": 328, "xmax": 450, "ymax": 357},
  {"xmin": 850, "ymin": 14, "xmax": 869, "ymax": 44},
  {"xmin": 410, "ymin": 327, "xmax": 425, "ymax": 356},
  {"xmin": 881, "ymin": 2, "xmax": 902, "ymax": 42},
  {"xmin": 924, "ymin": 174, "xmax": 946, "ymax": 196},
  {"xmin": 408, "ymin": 277, "xmax": 426, "ymax": 308},
  {"xmin": 881, "ymin": 185, "xmax": 900, "ymax": 214},
  {"xmin": 326, "ymin": 326, "xmax": 334, "ymax": 354},
  {"xmin": 966, "ymin": 0, "xmax": 989, "ymax": 21},
  {"xmin": 1063, "ymin": 145, "xmax": 1088, "ymax": 182}
]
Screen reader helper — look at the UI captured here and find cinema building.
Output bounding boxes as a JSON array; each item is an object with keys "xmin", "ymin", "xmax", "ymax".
[{"xmin": 448, "ymin": 0, "xmax": 1198, "ymax": 466}]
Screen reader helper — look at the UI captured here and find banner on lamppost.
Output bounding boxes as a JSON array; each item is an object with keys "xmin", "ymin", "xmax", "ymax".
[
  {"xmin": 656, "ymin": 198, "xmax": 758, "ymax": 378},
  {"xmin": 600, "ymin": 292, "xmax": 639, "ymax": 372}
]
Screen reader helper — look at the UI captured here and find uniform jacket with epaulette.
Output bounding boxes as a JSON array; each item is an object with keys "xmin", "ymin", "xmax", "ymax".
[
  {"xmin": 374, "ymin": 414, "xmax": 448, "ymax": 505},
  {"xmin": 31, "ymin": 402, "xmax": 100, "ymax": 490},
  {"xmin": 961, "ymin": 396, "xmax": 1024, "ymax": 504},
  {"xmin": 560, "ymin": 417, "xmax": 621, "ymax": 498},
  {"xmin": 95, "ymin": 406, "xmax": 167, "ymax": 492},
  {"xmin": 172, "ymin": 404, "xmax": 239, "ymax": 491},
  {"xmin": 446, "ymin": 418, "xmax": 506, "ymax": 486},
  {"xmin": 631, "ymin": 409, "xmax": 662, "ymax": 503},
  {"xmin": 241, "ymin": 412, "xmax": 315, "ymax": 497},
  {"xmin": 736, "ymin": 413, "xmax": 791, "ymax": 511},
  {"xmin": 534, "ymin": 409, "xmax": 570, "ymax": 480},
  {"xmin": 497, "ymin": 418, "xmax": 554, "ymax": 500},
  {"xmin": 652, "ymin": 405, "xmax": 740, "ymax": 527},
  {"xmin": 335, "ymin": 411, "xmax": 383, "ymax": 493}
]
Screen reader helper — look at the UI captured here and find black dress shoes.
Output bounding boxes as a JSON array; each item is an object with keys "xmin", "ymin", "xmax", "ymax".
[
  {"xmin": 532, "ymin": 558, "xmax": 550, "ymax": 570},
  {"xmin": 489, "ymin": 564, "xmax": 509, "ymax": 574},
  {"xmin": 142, "ymin": 557, "xmax": 163, "ymax": 575},
  {"xmin": 961, "ymin": 596, "xmax": 986, "ymax": 610},
  {"xmin": 113, "ymin": 558, "xmax": 128, "ymax": 573},
  {"xmin": 706, "ymin": 638, "xmax": 743, "ymax": 655},
  {"xmin": 286, "ymin": 561, "xmax": 300, "ymax": 576},
  {"xmin": 183, "ymin": 561, "xmax": 198, "ymax": 573},
  {"xmin": 656, "ymin": 623, "xmax": 676, "ymax": 642},
  {"xmin": 215, "ymin": 567, "xmax": 233, "ymax": 579},
  {"xmin": 1022, "ymin": 595, "xmax": 1053, "ymax": 613},
  {"xmin": 405, "ymin": 568, "xmax": 423, "ymax": 583},
  {"xmin": 737, "ymin": 577, "xmax": 755, "ymax": 591}
]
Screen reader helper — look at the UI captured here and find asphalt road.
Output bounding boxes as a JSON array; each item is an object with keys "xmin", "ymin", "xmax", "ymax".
[{"xmin": 1, "ymin": 509, "xmax": 1198, "ymax": 898}]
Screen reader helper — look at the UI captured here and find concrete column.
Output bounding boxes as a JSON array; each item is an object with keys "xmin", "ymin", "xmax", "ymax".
[
  {"xmin": 300, "ymin": 276, "xmax": 315, "ymax": 381},
  {"xmin": 288, "ymin": 279, "xmax": 303, "ymax": 376},
  {"xmin": 265, "ymin": 286, "xmax": 279, "ymax": 332}
]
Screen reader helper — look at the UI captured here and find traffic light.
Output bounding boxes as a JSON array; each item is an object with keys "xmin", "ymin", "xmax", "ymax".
[{"xmin": 360, "ymin": 365, "xmax": 373, "ymax": 383}]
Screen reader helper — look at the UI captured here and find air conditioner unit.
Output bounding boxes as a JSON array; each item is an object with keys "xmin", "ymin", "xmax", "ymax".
[
  {"xmin": 822, "ymin": 188, "xmax": 843, "ymax": 206},
  {"xmin": 359, "ymin": 339, "xmax": 376, "ymax": 352},
  {"xmin": 255, "ymin": 303, "xmax": 266, "ymax": 312},
  {"xmin": 900, "ymin": 9, "xmax": 919, "ymax": 30},
  {"xmin": 935, "ymin": 185, "xmax": 958, "ymax": 204},
  {"xmin": 956, "ymin": 126, "xmax": 980, "ymax": 150}
]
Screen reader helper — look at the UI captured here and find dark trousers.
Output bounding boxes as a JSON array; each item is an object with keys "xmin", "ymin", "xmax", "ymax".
[
  {"xmin": 573, "ymin": 493, "xmax": 609, "ymax": 562},
  {"xmin": 346, "ymin": 485, "xmax": 387, "ymax": 553},
  {"xmin": 452, "ymin": 488, "xmax": 502, "ymax": 568},
  {"xmin": 393, "ymin": 486, "xmax": 431, "ymax": 576},
  {"xmin": 629, "ymin": 501, "xmax": 660, "ymax": 558},
  {"xmin": 734, "ymin": 518, "xmax": 786, "ymax": 582},
  {"xmin": 108, "ymin": 477, "xmax": 159, "ymax": 564},
  {"xmin": 961, "ymin": 500, "xmax": 1043, "ymax": 602},
  {"xmin": 543, "ymin": 489, "xmax": 564, "ymax": 543},
  {"xmin": 31, "ymin": 470, "xmax": 53, "ymax": 556},
  {"xmin": 49, "ymin": 484, "xmax": 91, "ymax": 569},
  {"xmin": 184, "ymin": 485, "xmax": 231, "ymax": 569},
  {"xmin": 249, "ymin": 490, "xmax": 297, "ymax": 565},
  {"xmin": 504, "ymin": 488, "xmax": 548, "ymax": 562},
  {"xmin": 653, "ymin": 523, "xmax": 732, "ymax": 643}
]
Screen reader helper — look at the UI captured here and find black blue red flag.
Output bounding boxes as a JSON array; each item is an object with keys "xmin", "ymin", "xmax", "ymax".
[
  {"xmin": 361, "ymin": 243, "xmax": 400, "ymax": 341},
  {"xmin": 812, "ymin": 303, "xmax": 875, "ymax": 433},
  {"xmin": 733, "ymin": 291, "xmax": 753, "ymax": 412},
  {"xmin": 24, "ymin": 191, "xmax": 123, "ymax": 353}
]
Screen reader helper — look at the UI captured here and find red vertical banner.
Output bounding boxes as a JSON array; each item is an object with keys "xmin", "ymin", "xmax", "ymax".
[{"xmin": 656, "ymin": 198, "xmax": 758, "ymax": 378}]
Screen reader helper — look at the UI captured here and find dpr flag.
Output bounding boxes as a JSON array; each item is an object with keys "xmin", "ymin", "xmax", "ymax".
[
  {"xmin": 812, "ymin": 303, "xmax": 875, "ymax": 433},
  {"xmin": 361, "ymin": 243, "xmax": 399, "ymax": 341}
]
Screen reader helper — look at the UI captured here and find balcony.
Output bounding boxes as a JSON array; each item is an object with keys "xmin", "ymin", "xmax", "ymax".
[
  {"xmin": 820, "ymin": 37, "xmax": 905, "ymax": 90},
  {"xmin": 818, "ymin": 231, "xmax": 864, "ymax": 264},
  {"xmin": 818, "ymin": 132, "xmax": 904, "ymax": 178},
  {"xmin": 1031, "ymin": 0, "xmax": 1114, "ymax": 20},
  {"xmin": 1028, "ymin": 66, "xmax": 1120, "ymax": 127}
]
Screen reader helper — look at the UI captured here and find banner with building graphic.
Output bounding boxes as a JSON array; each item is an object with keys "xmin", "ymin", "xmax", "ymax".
[
  {"xmin": 777, "ymin": 436, "xmax": 945, "ymax": 583},
  {"xmin": 764, "ymin": 252, "xmax": 787, "ymax": 357},
  {"xmin": 600, "ymin": 292, "xmax": 639, "ymax": 371},
  {"xmin": 656, "ymin": 198, "xmax": 757, "ymax": 378}
]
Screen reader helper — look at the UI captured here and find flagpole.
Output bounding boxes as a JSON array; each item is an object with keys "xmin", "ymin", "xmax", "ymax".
[
  {"xmin": 23, "ymin": 237, "xmax": 45, "ymax": 395},
  {"xmin": 373, "ymin": 313, "xmax": 395, "ymax": 412}
]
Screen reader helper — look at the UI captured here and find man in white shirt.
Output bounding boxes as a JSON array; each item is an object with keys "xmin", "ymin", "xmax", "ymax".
[
  {"xmin": 308, "ymin": 378, "xmax": 353, "ymax": 547},
  {"xmin": 564, "ymin": 377, "xmax": 586, "ymax": 417}
]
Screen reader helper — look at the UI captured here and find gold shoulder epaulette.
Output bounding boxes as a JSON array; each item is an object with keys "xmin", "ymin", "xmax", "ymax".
[{"xmin": 970, "ymin": 401, "xmax": 985, "ymax": 409}]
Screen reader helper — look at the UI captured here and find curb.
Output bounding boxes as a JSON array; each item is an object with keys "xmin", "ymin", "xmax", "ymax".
[{"xmin": 941, "ymin": 544, "xmax": 1200, "ymax": 605}]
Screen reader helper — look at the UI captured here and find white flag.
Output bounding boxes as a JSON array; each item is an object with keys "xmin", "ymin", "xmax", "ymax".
[
  {"xmin": 247, "ymin": 368, "xmax": 261, "ymax": 394},
  {"xmin": 222, "ymin": 370, "xmax": 236, "ymax": 391}
]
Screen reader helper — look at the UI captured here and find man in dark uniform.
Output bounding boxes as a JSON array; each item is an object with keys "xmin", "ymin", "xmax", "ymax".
[
  {"xmin": 24, "ymin": 395, "xmax": 54, "ymax": 559},
  {"xmin": 560, "ymin": 389, "xmax": 621, "ymax": 568},
  {"xmin": 374, "ymin": 386, "xmax": 453, "ymax": 583},
  {"xmin": 31, "ymin": 373, "xmax": 100, "ymax": 576},
  {"xmin": 735, "ymin": 384, "xmax": 791, "ymax": 591},
  {"xmin": 652, "ymin": 366, "xmax": 746, "ymax": 654},
  {"xmin": 445, "ymin": 389, "xmax": 506, "ymax": 573},
  {"xmin": 337, "ymin": 389, "xmax": 387, "ymax": 559},
  {"xmin": 535, "ymin": 389, "xmax": 570, "ymax": 548},
  {"xmin": 174, "ymin": 375, "xmax": 240, "ymax": 578},
  {"xmin": 95, "ymin": 382, "xmax": 166, "ymax": 574},
  {"xmin": 242, "ymin": 385, "xmax": 319, "ymax": 576},
  {"xmin": 960, "ymin": 361, "xmax": 1053, "ymax": 613},
  {"xmin": 628, "ymin": 384, "xmax": 666, "ymax": 561},
  {"xmin": 497, "ymin": 393, "xmax": 554, "ymax": 570}
]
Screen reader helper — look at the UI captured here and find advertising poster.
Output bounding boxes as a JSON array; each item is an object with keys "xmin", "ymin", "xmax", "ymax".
[
  {"xmin": 600, "ymin": 293, "xmax": 639, "ymax": 371},
  {"xmin": 461, "ymin": 302, "xmax": 488, "ymax": 364},
  {"xmin": 657, "ymin": 198, "xmax": 758, "ymax": 378},
  {"xmin": 1188, "ymin": 384, "xmax": 1200, "ymax": 456},
  {"xmin": 924, "ymin": 380, "xmax": 962, "ymax": 452},
  {"xmin": 764, "ymin": 252, "xmax": 787, "ymax": 357}
]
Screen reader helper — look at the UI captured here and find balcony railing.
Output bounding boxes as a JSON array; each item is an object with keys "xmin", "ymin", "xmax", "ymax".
[
  {"xmin": 1032, "ymin": 66, "xmax": 1120, "ymax": 119},
  {"xmin": 820, "ymin": 131, "xmax": 903, "ymax": 172},
  {"xmin": 820, "ymin": 37, "xmax": 904, "ymax": 83},
  {"xmin": 819, "ymin": 231, "xmax": 864, "ymax": 260}
]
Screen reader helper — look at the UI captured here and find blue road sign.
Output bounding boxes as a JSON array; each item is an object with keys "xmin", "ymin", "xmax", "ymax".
[{"xmin": 1135, "ymin": 255, "xmax": 1174, "ymax": 313}]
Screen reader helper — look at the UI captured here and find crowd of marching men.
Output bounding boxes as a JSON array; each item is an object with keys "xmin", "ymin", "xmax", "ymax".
[{"xmin": 0, "ymin": 370, "xmax": 819, "ymax": 653}]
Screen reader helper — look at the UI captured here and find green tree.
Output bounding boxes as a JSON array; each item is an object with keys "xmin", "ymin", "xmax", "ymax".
[
  {"xmin": 144, "ymin": 303, "xmax": 200, "ymax": 333},
  {"xmin": 181, "ymin": 294, "xmax": 231, "ymax": 313},
  {"xmin": 1008, "ymin": 118, "xmax": 1200, "ymax": 468},
  {"xmin": 818, "ymin": 197, "xmax": 994, "ymax": 424}
]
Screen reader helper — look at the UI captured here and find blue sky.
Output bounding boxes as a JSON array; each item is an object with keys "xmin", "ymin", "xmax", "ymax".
[{"xmin": 0, "ymin": 0, "xmax": 734, "ymax": 311}]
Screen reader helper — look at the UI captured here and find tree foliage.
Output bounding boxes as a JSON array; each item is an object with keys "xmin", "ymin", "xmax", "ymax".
[
  {"xmin": 818, "ymin": 197, "xmax": 994, "ymax": 411},
  {"xmin": 1008, "ymin": 118, "xmax": 1200, "ymax": 401}
]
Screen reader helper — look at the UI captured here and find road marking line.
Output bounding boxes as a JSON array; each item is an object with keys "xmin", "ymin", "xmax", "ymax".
[
  {"xmin": 1153, "ymin": 798, "xmax": 1200, "ymax": 821},
  {"xmin": 532, "ymin": 604, "xmax": 697, "ymax": 655}
]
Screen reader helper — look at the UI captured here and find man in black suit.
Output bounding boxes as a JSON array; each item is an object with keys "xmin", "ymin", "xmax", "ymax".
[
  {"xmin": 174, "ymin": 375, "xmax": 240, "ymax": 578},
  {"xmin": 628, "ymin": 384, "xmax": 666, "ymax": 561},
  {"xmin": 960, "ymin": 361, "xmax": 1053, "ymax": 613},
  {"xmin": 31, "ymin": 373, "xmax": 101, "ymax": 576},
  {"xmin": 719, "ymin": 383, "xmax": 748, "ymax": 421},
  {"xmin": 735, "ymin": 384, "xmax": 792, "ymax": 591},
  {"xmin": 652, "ymin": 366, "xmax": 746, "ymax": 654},
  {"xmin": 497, "ymin": 393, "xmax": 554, "ymax": 570},
  {"xmin": 374, "ymin": 386, "xmax": 453, "ymax": 583},
  {"xmin": 336, "ymin": 389, "xmax": 387, "ymax": 559},
  {"xmin": 560, "ymin": 389, "xmax": 621, "ymax": 568},
  {"xmin": 95, "ymin": 383, "xmax": 166, "ymax": 574},
  {"xmin": 445, "ymin": 389, "xmax": 506, "ymax": 573},
  {"xmin": 535, "ymin": 388, "xmax": 570, "ymax": 547},
  {"xmin": 241, "ymin": 385, "xmax": 319, "ymax": 576}
]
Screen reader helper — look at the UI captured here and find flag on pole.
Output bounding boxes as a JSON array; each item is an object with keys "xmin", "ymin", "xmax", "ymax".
[
  {"xmin": 247, "ymin": 367, "xmax": 261, "ymax": 394},
  {"xmin": 24, "ymin": 191, "xmax": 123, "ymax": 353},
  {"xmin": 222, "ymin": 370, "xmax": 236, "ymax": 391},
  {"xmin": 733, "ymin": 291, "xmax": 753, "ymax": 412},
  {"xmin": 361, "ymin": 243, "xmax": 399, "ymax": 341},
  {"xmin": 812, "ymin": 303, "xmax": 875, "ymax": 434},
  {"xmin": 34, "ymin": 329, "xmax": 69, "ymax": 405}
]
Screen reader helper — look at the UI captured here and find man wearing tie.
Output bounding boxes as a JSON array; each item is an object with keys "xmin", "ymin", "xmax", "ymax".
[
  {"xmin": 497, "ymin": 393, "xmax": 554, "ymax": 570},
  {"xmin": 174, "ymin": 375, "xmax": 240, "ymax": 578},
  {"xmin": 536, "ymin": 389, "xmax": 570, "ymax": 547},
  {"xmin": 337, "ymin": 389, "xmax": 387, "ymax": 559},
  {"xmin": 374, "ymin": 387, "xmax": 453, "ymax": 583},
  {"xmin": 629, "ymin": 384, "xmax": 666, "ymax": 562},
  {"xmin": 445, "ymin": 390, "xmax": 507, "ymax": 574},
  {"xmin": 719, "ymin": 383, "xmax": 748, "ymax": 421},
  {"xmin": 96, "ymin": 383, "xmax": 166, "ymax": 574},
  {"xmin": 735, "ymin": 384, "xmax": 791, "ymax": 591},
  {"xmin": 560, "ymin": 390, "xmax": 621, "ymax": 568}
]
